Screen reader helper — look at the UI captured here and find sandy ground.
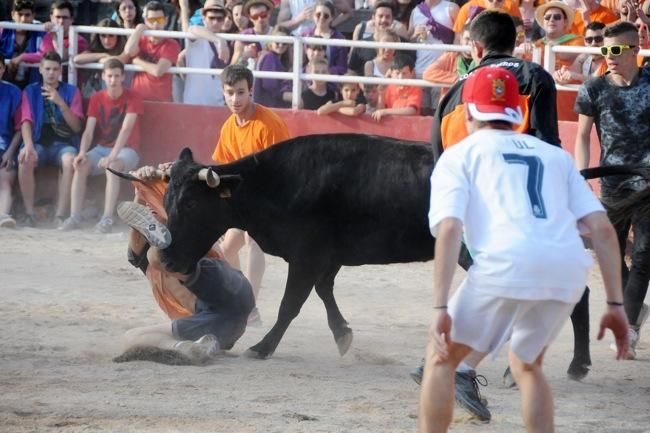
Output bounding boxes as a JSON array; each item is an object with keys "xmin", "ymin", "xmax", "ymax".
[{"xmin": 0, "ymin": 226, "xmax": 649, "ymax": 433}]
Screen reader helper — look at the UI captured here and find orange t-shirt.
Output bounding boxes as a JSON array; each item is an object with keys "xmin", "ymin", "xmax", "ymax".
[
  {"xmin": 212, "ymin": 104, "xmax": 290, "ymax": 164},
  {"xmin": 383, "ymin": 85, "xmax": 423, "ymax": 114},
  {"xmin": 453, "ymin": 0, "xmax": 521, "ymax": 33},
  {"xmin": 570, "ymin": 6, "xmax": 618, "ymax": 36},
  {"xmin": 132, "ymin": 180, "xmax": 222, "ymax": 320}
]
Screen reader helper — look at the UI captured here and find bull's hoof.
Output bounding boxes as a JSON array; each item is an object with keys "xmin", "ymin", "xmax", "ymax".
[
  {"xmin": 244, "ymin": 345, "xmax": 274, "ymax": 360},
  {"xmin": 335, "ymin": 329, "xmax": 353, "ymax": 356},
  {"xmin": 567, "ymin": 359, "xmax": 590, "ymax": 381}
]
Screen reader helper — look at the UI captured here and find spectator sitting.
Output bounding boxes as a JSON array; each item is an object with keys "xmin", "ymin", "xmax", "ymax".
[
  {"xmin": 422, "ymin": 24, "xmax": 474, "ymax": 87},
  {"xmin": 230, "ymin": 0, "xmax": 274, "ymax": 66},
  {"xmin": 317, "ymin": 78, "xmax": 365, "ymax": 116},
  {"xmin": 533, "ymin": 1, "xmax": 583, "ymax": 70},
  {"xmin": 73, "ymin": 19, "xmax": 130, "ymax": 98},
  {"xmin": 301, "ymin": 58, "xmax": 338, "ymax": 109},
  {"xmin": 60, "ymin": 59, "xmax": 142, "ymax": 233},
  {"xmin": 277, "ymin": 0, "xmax": 351, "ymax": 36},
  {"xmin": 18, "ymin": 51, "xmax": 83, "ymax": 228},
  {"xmin": 0, "ymin": 54, "xmax": 23, "ymax": 229},
  {"xmin": 554, "ymin": 21, "xmax": 607, "ymax": 84},
  {"xmin": 254, "ymin": 28, "xmax": 293, "ymax": 108},
  {"xmin": 348, "ymin": 1, "xmax": 411, "ymax": 75},
  {"xmin": 364, "ymin": 29, "xmax": 399, "ymax": 77},
  {"xmin": 178, "ymin": 0, "xmax": 230, "ymax": 106},
  {"xmin": 122, "ymin": 1, "xmax": 181, "ymax": 102},
  {"xmin": 361, "ymin": 82, "xmax": 381, "ymax": 114},
  {"xmin": 371, "ymin": 53, "xmax": 422, "ymax": 121},
  {"xmin": 113, "ymin": 0, "xmax": 144, "ymax": 29},
  {"xmin": 570, "ymin": 0, "xmax": 618, "ymax": 36},
  {"xmin": 1, "ymin": 0, "xmax": 45, "ymax": 89},
  {"xmin": 300, "ymin": 1, "xmax": 349, "ymax": 75},
  {"xmin": 18, "ymin": 0, "xmax": 89, "ymax": 66}
]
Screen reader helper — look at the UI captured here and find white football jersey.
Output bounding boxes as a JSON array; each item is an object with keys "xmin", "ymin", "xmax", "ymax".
[{"xmin": 429, "ymin": 128, "xmax": 604, "ymax": 303}]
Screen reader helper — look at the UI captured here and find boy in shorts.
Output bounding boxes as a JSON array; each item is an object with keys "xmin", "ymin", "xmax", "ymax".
[
  {"xmin": 59, "ymin": 59, "xmax": 142, "ymax": 233},
  {"xmin": 418, "ymin": 66, "xmax": 630, "ymax": 433}
]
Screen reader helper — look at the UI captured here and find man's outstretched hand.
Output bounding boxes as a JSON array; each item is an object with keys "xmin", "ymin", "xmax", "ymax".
[{"xmin": 597, "ymin": 306, "xmax": 630, "ymax": 360}]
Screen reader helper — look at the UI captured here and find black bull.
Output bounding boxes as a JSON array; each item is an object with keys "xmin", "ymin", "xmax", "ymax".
[{"xmin": 113, "ymin": 134, "xmax": 648, "ymax": 379}]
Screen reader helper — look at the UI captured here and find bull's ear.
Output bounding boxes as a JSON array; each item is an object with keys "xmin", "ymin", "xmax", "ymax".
[
  {"xmin": 179, "ymin": 147, "xmax": 194, "ymax": 161},
  {"xmin": 217, "ymin": 175, "xmax": 242, "ymax": 199}
]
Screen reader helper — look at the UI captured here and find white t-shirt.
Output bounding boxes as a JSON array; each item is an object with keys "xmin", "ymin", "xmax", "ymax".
[
  {"xmin": 182, "ymin": 38, "xmax": 225, "ymax": 107},
  {"xmin": 429, "ymin": 129, "xmax": 604, "ymax": 303},
  {"xmin": 409, "ymin": 1, "xmax": 455, "ymax": 77}
]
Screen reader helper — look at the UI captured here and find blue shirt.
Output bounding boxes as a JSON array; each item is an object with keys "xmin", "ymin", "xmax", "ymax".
[{"xmin": 0, "ymin": 81, "xmax": 22, "ymax": 150}]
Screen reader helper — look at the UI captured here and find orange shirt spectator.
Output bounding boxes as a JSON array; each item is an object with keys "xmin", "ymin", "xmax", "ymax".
[
  {"xmin": 570, "ymin": 5, "xmax": 618, "ymax": 36},
  {"xmin": 453, "ymin": 0, "xmax": 521, "ymax": 33}
]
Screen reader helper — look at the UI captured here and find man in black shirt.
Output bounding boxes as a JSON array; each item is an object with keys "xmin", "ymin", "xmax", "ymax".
[{"xmin": 574, "ymin": 21, "xmax": 650, "ymax": 360}]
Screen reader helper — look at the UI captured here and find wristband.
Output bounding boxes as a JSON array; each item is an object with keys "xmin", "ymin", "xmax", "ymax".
[
  {"xmin": 433, "ymin": 305, "xmax": 448, "ymax": 309},
  {"xmin": 607, "ymin": 301, "xmax": 623, "ymax": 306}
]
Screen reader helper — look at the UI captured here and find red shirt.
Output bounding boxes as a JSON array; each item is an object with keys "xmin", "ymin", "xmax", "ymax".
[
  {"xmin": 384, "ymin": 85, "xmax": 423, "ymax": 114},
  {"xmin": 131, "ymin": 37, "xmax": 180, "ymax": 102},
  {"xmin": 87, "ymin": 88, "xmax": 144, "ymax": 150}
]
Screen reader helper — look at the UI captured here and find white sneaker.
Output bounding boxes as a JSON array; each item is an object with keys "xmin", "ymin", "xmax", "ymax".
[
  {"xmin": 174, "ymin": 334, "xmax": 221, "ymax": 361},
  {"xmin": 117, "ymin": 201, "xmax": 171, "ymax": 249}
]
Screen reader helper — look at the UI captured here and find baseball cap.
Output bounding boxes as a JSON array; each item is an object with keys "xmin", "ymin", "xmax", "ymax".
[
  {"xmin": 202, "ymin": 0, "xmax": 226, "ymax": 14},
  {"xmin": 462, "ymin": 66, "xmax": 522, "ymax": 125}
]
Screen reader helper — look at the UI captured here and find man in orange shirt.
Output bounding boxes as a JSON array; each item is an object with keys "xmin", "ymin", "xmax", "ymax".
[
  {"xmin": 372, "ymin": 54, "xmax": 423, "ymax": 121},
  {"xmin": 452, "ymin": 0, "xmax": 521, "ymax": 40},
  {"xmin": 213, "ymin": 64, "xmax": 290, "ymax": 324},
  {"xmin": 534, "ymin": 1, "xmax": 584, "ymax": 70},
  {"xmin": 570, "ymin": 0, "xmax": 618, "ymax": 36}
]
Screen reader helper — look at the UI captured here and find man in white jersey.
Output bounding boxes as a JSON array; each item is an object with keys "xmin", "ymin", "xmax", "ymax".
[{"xmin": 418, "ymin": 66, "xmax": 630, "ymax": 433}]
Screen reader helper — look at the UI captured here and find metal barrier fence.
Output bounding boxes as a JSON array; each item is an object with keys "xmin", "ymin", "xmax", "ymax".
[{"xmin": 4, "ymin": 21, "xmax": 650, "ymax": 108}]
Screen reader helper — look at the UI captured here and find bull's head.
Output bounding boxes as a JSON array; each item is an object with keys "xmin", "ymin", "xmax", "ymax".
[{"xmin": 161, "ymin": 148, "xmax": 241, "ymax": 274}]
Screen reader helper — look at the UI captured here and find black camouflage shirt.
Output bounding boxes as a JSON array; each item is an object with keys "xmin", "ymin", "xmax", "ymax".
[{"xmin": 575, "ymin": 67, "xmax": 650, "ymax": 191}]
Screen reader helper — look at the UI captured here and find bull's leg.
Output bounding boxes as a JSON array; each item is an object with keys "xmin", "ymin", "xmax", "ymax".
[
  {"xmin": 314, "ymin": 265, "xmax": 353, "ymax": 356},
  {"xmin": 568, "ymin": 287, "xmax": 591, "ymax": 381},
  {"xmin": 245, "ymin": 263, "xmax": 319, "ymax": 359}
]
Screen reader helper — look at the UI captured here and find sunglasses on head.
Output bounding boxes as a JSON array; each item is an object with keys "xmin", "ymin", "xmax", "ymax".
[
  {"xmin": 146, "ymin": 15, "xmax": 165, "ymax": 24},
  {"xmin": 249, "ymin": 11, "xmax": 268, "ymax": 20},
  {"xmin": 315, "ymin": 12, "xmax": 331, "ymax": 19},
  {"xmin": 600, "ymin": 44, "xmax": 636, "ymax": 56},
  {"xmin": 543, "ymin": 13, "xmax": 564, "ymax": 21},
  {"xmin": 584, "ymin": 35, "xmax": 603, "ymax": 44}
]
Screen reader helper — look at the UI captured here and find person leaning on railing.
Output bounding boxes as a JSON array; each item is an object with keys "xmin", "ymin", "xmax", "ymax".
[{"xmin": 299, "ymin": 0, "xmax": 349, "ymax": 75}]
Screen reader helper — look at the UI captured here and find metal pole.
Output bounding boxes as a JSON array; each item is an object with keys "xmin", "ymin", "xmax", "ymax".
[
  {"xmin": 292, "ymin": 36, "xmax": 303, "ymax": 110},
  {"xmin": 68, "ymin": 26, "xmax": 77, "ymax": 85}
]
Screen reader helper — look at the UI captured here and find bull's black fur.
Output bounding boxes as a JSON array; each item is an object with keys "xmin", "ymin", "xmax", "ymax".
[{"xmin": 155, "ymin": 134, "xmax": 607, "ymax": 376}]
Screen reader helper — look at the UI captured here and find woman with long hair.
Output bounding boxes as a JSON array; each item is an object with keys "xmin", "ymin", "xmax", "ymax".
[
  {"xmin": 300, "ymin": 0, "xmax": 348, "ymax": 75},
  {"xmin": 114, "ymin": 0, "xmax": 143, "ymax": 29},
  {"xmin": 74, "ymin": 19, "xmax": 130, "ymax": 97},
  {"xmin": 254, "ymin": 28, "xmax": 293, "ymax": 108}
]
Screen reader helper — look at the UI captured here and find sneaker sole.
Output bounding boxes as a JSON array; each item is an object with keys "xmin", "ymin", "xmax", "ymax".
[
  {"xmin": 0, "ymin": 219, "xmax": 16, "ymax": 229},
  {"xmin": 117, "ymin": 202, "xmax": 171, "ymax": 249}
]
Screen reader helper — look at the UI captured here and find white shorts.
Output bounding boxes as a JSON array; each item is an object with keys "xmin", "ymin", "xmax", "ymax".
[
  {"xmin": 449, "ymin": 280, "xmax": 576, "ymax": 364},
  {"xmin": 87, "ymin": 145, "xmax": 139, "ymax": 176}
]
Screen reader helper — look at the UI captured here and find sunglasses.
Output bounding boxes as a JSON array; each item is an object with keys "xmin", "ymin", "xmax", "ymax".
[
  {"xmin": 146, "ymin": 16, "xmax": 165, "ymax": 24},
  {"xmin": 249, "ymin": 11, "xmax": 268, "ymax": 20},
  {"xmin": 584, "ymin": 35, "xmax": 604, "ymax": 44},
  {"xmin": 315, "ymin": 12, "xmax": 331, "ymax": 19},
  {"xmin": 543, "ymin": 13, "xmax": 564, "ymax": 21},
  {"xmin": 600, "ymin": 44, "xmax": 636, "ymax": 56}
]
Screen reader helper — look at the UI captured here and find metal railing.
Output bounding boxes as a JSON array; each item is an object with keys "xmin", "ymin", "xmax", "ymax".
[{"xmin": 0, "ymin": 22, "xmax": 64, "ymax": 63}]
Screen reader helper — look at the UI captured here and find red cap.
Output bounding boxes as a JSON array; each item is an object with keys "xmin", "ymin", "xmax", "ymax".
[{"xmin": 462, "ymin": 66, "xmax": 522, "ymax": 125}]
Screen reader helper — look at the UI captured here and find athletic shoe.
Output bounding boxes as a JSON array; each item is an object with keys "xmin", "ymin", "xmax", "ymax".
[
  {"xmin": 409, "ymin": 358, "xmax": 424, "ymax": 385},
  {"xmin": 58, "ymin": 215, "xmax": 81, "ymax": 231},
  {"xmin": 94, "ymin": 216, "xmax": 113, "ymax": 234},
  {"xmin": 0, "ymin": 214, "xmax": 16, "ymax": 229},
  {"xmin": 117, "ymin": 201, "xmax": 171, "ymax": 249},
  {"xmin": 455, "ymin": 370, "xmax": 491, "ymax": 422},
  {"xmin": 174, "ymin": 334, "xmax": 221, "ymax": 362}
]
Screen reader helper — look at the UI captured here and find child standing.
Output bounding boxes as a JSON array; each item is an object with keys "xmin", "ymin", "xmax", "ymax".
[
  {"xmin": 301, "ymin": 59, "xmax": 338, "ymax": 110},
  {"xmin": 317, "ymin": 77, "xmax": 365, "ymax": 116}
]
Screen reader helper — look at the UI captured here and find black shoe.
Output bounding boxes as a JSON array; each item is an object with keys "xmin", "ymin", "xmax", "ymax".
[
  {"xmin": 455, "ymin": 370, "xmax": 491, "ymax": 422},
  {"xmin": 410, "ymin": 358, "xmax": 425, "ymax": 385}
]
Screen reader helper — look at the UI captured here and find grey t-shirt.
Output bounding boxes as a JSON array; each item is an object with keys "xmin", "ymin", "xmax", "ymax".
[{"xmin": 574, "ymin": 67, "xmax": 650, "ymax": 192}]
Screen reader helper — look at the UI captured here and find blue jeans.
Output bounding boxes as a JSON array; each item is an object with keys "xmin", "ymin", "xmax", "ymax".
[{"xmin": 29, "ymin": 141, "xmax": 78, "ymax": 168}]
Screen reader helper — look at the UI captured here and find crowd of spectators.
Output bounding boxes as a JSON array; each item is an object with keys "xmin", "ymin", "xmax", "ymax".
[{"xmin": 1, "ymin": 0, "xmax": 650, "ymax": 228}]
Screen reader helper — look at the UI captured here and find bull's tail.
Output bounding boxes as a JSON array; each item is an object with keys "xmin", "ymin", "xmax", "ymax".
[{"xmin": 580, "ymin": 165, "xmax": 650, "ymax": 180}]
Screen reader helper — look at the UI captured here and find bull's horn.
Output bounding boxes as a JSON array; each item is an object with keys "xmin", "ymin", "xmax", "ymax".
[{"xmin": 197, "ymin": 167, "xmax": 220, "ymax": 188}]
